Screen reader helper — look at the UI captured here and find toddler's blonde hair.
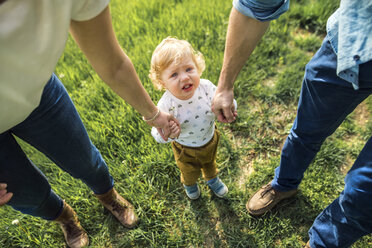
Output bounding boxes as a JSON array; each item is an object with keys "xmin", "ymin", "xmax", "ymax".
[{"xmin": 149, "ymin": 37, "xmax": 205, "ymax": 90}]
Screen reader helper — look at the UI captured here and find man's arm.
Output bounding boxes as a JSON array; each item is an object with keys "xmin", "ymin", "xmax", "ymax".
[
  {"xmin": 212, "ymin": 8, "xmax": 269, "ymax": 123},
  {"xmin": 69, "ymin": 6, "xmax": 177, "ymax": 139}
]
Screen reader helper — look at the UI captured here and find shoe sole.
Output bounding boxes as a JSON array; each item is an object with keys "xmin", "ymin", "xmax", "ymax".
[
  {"xmin": 187, "ymin": 194, "xmax": 200, "ymax": 200},
  {"xmin": 186, "ymin": 189, "xmax": 201, "ymax": 200},
  {"xmin": 213, "ymin": 187, "xmax": 228, "ymax": 198}
]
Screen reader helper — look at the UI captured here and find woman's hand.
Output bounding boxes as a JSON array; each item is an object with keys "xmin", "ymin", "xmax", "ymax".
[
  {"xmin": 0, "ymin": 183, "xmax": 13, "ymax": 206},
  {"xmin": 146, "ymin": 111, "xmax": 180, "ymax": 141}
]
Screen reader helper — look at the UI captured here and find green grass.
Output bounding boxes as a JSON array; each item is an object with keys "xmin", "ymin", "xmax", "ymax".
[{"xmin": 1, "ymin": 0, "xmax": 371, "ymax": 247}]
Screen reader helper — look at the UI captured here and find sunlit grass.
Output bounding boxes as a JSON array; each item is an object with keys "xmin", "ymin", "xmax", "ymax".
[{"xmin": 1, "ymin": 0, "xmax": 371, "ymax": 247}]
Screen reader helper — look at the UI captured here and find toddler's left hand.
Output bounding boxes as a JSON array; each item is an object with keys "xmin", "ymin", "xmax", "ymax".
[{"xmin": 168, "ymin": 120, "xmax": 181, "ymax": 139}]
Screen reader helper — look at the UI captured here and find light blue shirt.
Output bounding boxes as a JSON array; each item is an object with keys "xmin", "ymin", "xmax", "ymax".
[{"xmin": 233, "ymin": 0, "xmax": 372, "ymax": 90}]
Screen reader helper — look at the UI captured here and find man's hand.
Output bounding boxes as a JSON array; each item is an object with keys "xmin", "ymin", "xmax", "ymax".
[
  {"xmin": 214, "ymin": 8, "xmax": 269, "ymax": 123},
  {"xmin": 212, "ymin": 87, "xmax": 237, "ymax": 123},
  {"xmin": 0, "ymin": 183, "xmax": 13, "ymax": 206}
]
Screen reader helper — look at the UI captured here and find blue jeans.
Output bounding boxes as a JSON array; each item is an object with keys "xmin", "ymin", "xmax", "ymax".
[
  {"xmin": 0, "ymin": 74, "xmax": 114, "ymax": 220},
  {"xmin": 271, "ymin": 38, "xmax": 372, "ymax": 247}
]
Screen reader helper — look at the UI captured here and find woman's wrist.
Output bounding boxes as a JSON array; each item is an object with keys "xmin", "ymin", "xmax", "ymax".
[{"xmin": 142, "ymin": 107, "xmax": 160, "ymax": 122}]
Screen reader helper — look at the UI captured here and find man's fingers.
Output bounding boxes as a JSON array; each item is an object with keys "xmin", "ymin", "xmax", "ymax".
[
  {"xmin": 217, "ymin": 112, "xmax": 227, "ymax": 123},
  {"xmin": 0, "ymin": 183, "xmax": 7, "ymax": 190},
  {"xmin": 219, "ymin": 107, "xmax": 235, "ymax": 123},
  {"xmin": 0, "ymin": 189, "xmax": 7, "ymax": 197},
  {"xmin": 211, "ymin": 105, "xmax": 217, "ymax": 116},
  {"xmin": 230, "ymin": 106, "xmax": 238, "ymax": 119},
  {"xmin": 0, "ymin": 192, "xmax": 13, "ymax": 206}
]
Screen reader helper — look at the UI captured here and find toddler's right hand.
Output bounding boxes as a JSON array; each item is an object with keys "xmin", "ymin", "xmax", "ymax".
[{"xmin": 168, "ymin": 120, "xmax": 181, "ymax": 139}]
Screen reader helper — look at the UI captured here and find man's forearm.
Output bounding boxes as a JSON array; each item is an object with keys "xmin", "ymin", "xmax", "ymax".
[{"xmin": 218, "ymin": 8, "xmax": 270, "ymax": 89}]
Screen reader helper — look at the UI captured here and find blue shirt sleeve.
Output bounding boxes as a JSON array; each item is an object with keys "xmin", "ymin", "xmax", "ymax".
[{"xmin": 233, "ymin": 0, "xmax": 290, "ymax": 22}]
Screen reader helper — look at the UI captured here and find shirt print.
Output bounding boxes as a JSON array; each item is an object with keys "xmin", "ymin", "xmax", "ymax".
[{"xmin": 151, "ymin": 79, "xmax": 218, "ymax": 147}]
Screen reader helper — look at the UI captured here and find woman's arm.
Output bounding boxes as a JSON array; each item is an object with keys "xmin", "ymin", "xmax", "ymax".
[{"xmin": 69, "ymin": 6, "xmax": 177, "ymax": 139}]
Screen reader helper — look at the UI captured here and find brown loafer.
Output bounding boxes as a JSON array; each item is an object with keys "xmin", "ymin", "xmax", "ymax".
[
  {"xmin": 95, "ymin": 188, "xmax": 139, "ymax": 228},
  {"xmin": 246, "ymin": 181, "xmax": 298, "ymax": 216},
  {"xmin": 54, "ymin": 201, "xmax": 89, "ymax": 248}
]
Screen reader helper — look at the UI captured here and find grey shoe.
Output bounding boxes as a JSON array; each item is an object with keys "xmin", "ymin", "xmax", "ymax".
[
  {"xmin": 183, "ymin": 184, "xmax": 200, "ymax": 200},
  {"xmin": 246, "ymin": 181, "xmax": 298, "ymax": 216},
  {"xmin": 207, "ymin": 177, "xmax": 228, "ymax": 198}
]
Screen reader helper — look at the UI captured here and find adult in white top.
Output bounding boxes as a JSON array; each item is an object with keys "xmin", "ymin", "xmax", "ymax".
[{"xmin": 0, "ymin": 0, "xmax": 178, "ymax": 247}]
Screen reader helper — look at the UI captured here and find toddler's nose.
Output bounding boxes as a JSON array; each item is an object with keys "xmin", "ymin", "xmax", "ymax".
[{"xmin": 180, "ymin": 72, "xmax": 189, "ymax": 82}]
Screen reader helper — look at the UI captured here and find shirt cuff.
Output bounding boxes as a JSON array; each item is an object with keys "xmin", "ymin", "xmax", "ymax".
[
  {"xmin": 71, "ymin": 0, "xmax": 110, "ymax": 21},
  {"xmin": 233, "ymin": 0, "xmax": 289, "ymax": 22}
]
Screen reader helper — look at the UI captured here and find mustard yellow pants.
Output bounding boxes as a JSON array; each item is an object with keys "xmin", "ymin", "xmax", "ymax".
[{"xmin": 171, "ymin": 130, "xmax": 220, "ymax": 186}]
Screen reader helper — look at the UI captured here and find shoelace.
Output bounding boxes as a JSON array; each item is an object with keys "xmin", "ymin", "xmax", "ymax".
[
  {"xmin": 260, "ymin": 184, "xmax": 275, "ymax": 197},
  {"xmin": 109, "ymin": 197, "xmax": 128, "ymax": 214},
  {"xmin": 64, "ymin": 220, "xmax": 83, "ymax": 239},
  {"xmin": 208, "ymin": 179, "xmax": 221, "ymax": 190},
  {"xmin": 188, "ymin": 188, "xmax": 199, "ymax": 194}
]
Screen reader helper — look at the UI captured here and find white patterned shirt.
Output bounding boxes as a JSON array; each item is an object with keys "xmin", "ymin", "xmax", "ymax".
[{"xmin": 151, "ymin": 79, "xmax": 237, "ymax": 147}]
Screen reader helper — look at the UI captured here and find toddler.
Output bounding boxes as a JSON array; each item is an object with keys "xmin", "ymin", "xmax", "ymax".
[{"xmin": 149, "ymin": 37, "xmax": 237, "ymax": 200}]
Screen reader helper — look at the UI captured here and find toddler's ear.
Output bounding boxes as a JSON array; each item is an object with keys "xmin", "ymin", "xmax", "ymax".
[
  {"xmin": 154, "ymin": 80, "xmax": 164, "ymax": 90},
  {"xmin": 159, "ymin": 80, "xmax": 167, "ymax": 89}
]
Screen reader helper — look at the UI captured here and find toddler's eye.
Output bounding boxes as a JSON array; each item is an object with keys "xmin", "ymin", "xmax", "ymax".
[
  {"xmin": 186, "ymin": 67, "xmax": 193, "ymax": 72},
  {"xmin": 171, "ymin": 72, "xmax": 178, "ymax": 78}
]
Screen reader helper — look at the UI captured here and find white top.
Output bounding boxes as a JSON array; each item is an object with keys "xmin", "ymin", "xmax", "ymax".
[
  {"xmin": 151, "ymin": 79, "xmax": 237, "ymax": 147},
  {"xmin": 0, "ymin": 0, "xmax": 109, "ymax": 133}
]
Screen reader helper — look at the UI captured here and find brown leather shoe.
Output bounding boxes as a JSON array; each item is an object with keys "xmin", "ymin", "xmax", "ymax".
[
  {"xmin": 54, "ymin": 201, "xmax": 89, "ymax": 248},
  {"xmin": 246, "ymin": 181, "xmax": 298, "ymax": 216},
  {"xmin": 95, "ymin": 188, "xmax": 138, "ymax": 228}
]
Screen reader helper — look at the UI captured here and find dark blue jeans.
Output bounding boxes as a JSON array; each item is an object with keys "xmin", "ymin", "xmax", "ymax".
[
  {"xmin": 271, "ymin": 38, "xmax": 372, "ymax": 247},
  {"xmin": 0, "ymin": 74, "xmax": 114, "ymax": 220}
]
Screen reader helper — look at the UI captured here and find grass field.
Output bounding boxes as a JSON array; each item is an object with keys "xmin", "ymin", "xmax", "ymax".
[{"xmin": 1, "ymin": 0, "xmax": 372, "ymax": 247}]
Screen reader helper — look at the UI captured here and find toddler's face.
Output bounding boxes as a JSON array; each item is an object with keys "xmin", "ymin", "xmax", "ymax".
[{"xmin": 160, "ymin": 56, "xmax": 200, "ymax": 100}]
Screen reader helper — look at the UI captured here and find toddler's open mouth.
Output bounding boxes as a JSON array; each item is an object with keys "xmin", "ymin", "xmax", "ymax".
[{"xmin": 182, "ymin": 84, "xmax": 193, "ymax": 91}]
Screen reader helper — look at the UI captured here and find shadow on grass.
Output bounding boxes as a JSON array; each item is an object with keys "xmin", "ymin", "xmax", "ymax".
[
  {"xmin": 92, "ymin": 205, "xmax": 133, "ymax": 247},
  {"xmin": 188, "ymin": 195, "xmax": 223, "ymax": 247},
  {"xmin": 213, "ymin": 194, "xmax": 258, "ymax": 248},
  {"xmin": 244, "ymin": 193, "xmax": 320, "ymax": 247}
]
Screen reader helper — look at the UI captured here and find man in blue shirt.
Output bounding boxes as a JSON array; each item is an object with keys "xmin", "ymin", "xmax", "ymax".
[{"xmin": 212, "ymin": 0, "xmax": 372, "ymax": 247}]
